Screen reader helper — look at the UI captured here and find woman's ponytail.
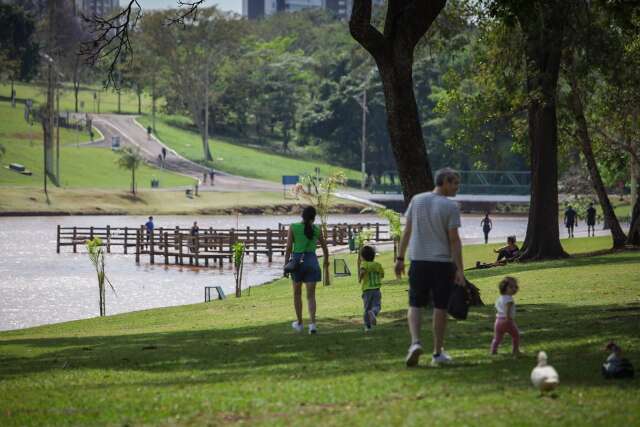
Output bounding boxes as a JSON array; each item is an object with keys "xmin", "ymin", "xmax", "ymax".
[{"xmin": 301, "ymin": 206, "xmax": 316, "ymax": 240}]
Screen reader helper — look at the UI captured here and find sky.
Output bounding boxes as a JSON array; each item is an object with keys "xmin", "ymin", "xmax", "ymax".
[{"xmin": 132, "ymin": 0, "xmax": 242, "ymax": 14}]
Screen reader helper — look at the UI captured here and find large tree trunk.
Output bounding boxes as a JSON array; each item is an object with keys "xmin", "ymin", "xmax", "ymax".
[
  {"xmin": 131, "ymin": 168, "xmax": 136, "ymax": 195},
  {"xmin": 567, "ymin": 73, "xmax": 627, "ymax": 248},
  {"xmin": 378, "ymin": 54, "xmax": 433, "ymax": 201},
  {"xmin": 518, "ymin": 3, "xmax": 568, "ymax": 260},
  {"xmin": 350, "ymin": 0, "xmax": 445, "ymax": 204}
]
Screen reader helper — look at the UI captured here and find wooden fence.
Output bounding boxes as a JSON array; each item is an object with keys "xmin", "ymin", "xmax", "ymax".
[{"xmin": 57, "ymin": 223, "xmax": 391, "ymax": 266}]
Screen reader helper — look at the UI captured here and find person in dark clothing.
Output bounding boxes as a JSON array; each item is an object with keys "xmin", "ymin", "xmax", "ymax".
[
  {"xmin": 189, "ymin": 221, "xmax": 199, "ymax": 253},
  {"xmin": 564, "ymin": 205, "xmax": 578, "ymax": 238},
  {"xmin": 209, "ymin": 169, "xmax": 215, "ymax": 185},
  {"xmin": 161, "ymin": 147, "xmax": 167, "ymax": 161},
  {"xmin": 494, "ymin": 236, "xmax": 520, "ymax": 263},
  {"xmin": 144, "ymin": 216, "xmax": 154, "ymax": 248},
  {"xmin": 481, "ymin": 213, "xmax": 493, "ymax": 244},
  {"xmin": 586, "ymin": 203, "xmax": 597, "ymax": 237},
  {"xmin": 147, "ymin": 126, "xmax": 152, "ymax": 140}
]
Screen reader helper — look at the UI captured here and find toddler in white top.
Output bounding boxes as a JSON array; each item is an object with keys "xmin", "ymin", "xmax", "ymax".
[{"xmin": 490, "ymin": 276, "xmax": 521, "ymax": 355}]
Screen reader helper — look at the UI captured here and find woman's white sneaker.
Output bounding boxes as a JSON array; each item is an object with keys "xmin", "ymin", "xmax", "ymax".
[
  {"xmin": 308, "ymin": 323, "xmax": 317, "ymax": 334},
  {"xmin": 291, "ymin": 321, "xmax": 303, "ymax": 333}
]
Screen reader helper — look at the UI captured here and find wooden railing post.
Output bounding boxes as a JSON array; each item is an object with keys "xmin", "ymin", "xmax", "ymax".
[
  {"xmin": 267, "ymin": 228, "xmax": 273, "ymax": 263},
  {"xmin": 106, "ymin": 225, "xmax": 111, "ymax": 253},
  {"xmin": 73, "ymin": 227, "xmax": 78, "ymax": 253},
  {"xmin": 56, "ymin": 225, "xmax": 61, "ymax": 253},
  {"xmin": 164, "ymin": 232, "xmax": 169, "ymax": 264},
  {"xmin": 149, "ymin": 230, "xmax": 155, "ymax": 264},
  {"xmin": 124, "ymin": 226, "xmax": 129, "ymax": 254},
  {"xmin": 375, "ymin": 223, "xmax": 380, "ymax": 241},
  {"xmin": 135, "ymin": 228, "xmax": 140, "ymax": 263}
]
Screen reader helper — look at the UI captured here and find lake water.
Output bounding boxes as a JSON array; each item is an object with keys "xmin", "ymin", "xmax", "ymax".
[{"xmin": 0, "ymin": 213, "xmax": 582, "ymax": 331}]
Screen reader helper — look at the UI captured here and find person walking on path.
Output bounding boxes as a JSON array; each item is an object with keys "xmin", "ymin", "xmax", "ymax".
[
  {"xmin": 284, "ymin": 206, "xmax": 329, "ymax": 335},
  {"xmin": 586, "ymin": 203, "xmax": 597, "ymax": 237},
  {"xmin": 481, "ymin": 213, "xmax": 493, "ymax": 244},
  {"xmin": 395, "ymin": 168, "xmax": 466, "ymax": 367},
  {"xmin": 359, "ymin": 245, "xmax": 384, "ymax": 332},
  {"xmin": 209, "ymin": 169, "xmax": 215, "ymax": 185},
  {"xmin": 564, "ymin": 205, "xmax": 578, "ymax": 238},
  {"xmin": 144, "ymin": 216, "xmax": 154, "ymax": 248}
]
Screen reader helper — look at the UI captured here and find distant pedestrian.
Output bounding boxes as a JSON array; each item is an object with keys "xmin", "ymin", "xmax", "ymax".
[
  {"xmin": 395, "ymin": 167, "xmax": 465, "ymax": 368},
  {"xmin": 190, "ymin": 221, "xmax": 199, "ymax": 253},
  {"xmin": 203, "ymin": 172, "xmax": 207, "ymax": 184},
  {"xmin": 481, "ymin": 212, "xmax": 493, "ymax": 244},
  {"xmin": 586, "ymin": 203, "xmax": 597, "ymax": 237},
  {"xmin": 158, "ymin": 154, "xmax": 163, "ymax": 167},
  {"xmin": 161, "ymin": 146, "xmax": 167, "ymax": 161},
  {"xmin": 564, "ymin": 205, "xmax": 578, "ymax": 238},
  {"xmin": 209, "ymin": 169, "xmax": 215, "ymax": 185},
  {"xmin": 145, "ymin": 216, "xmax": 154, "ymax": 248},
  {"xmin": 147, "ymin": 125, "xmax": 152, "ymax": 140}
]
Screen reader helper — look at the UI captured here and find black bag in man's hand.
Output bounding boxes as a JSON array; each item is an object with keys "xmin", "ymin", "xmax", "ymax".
[
  {"xmin": 448, "ymin": 284, "xmax": 470, "ymax": 320},
  {"xmin": 448, "ymin": 279, "xmax": 484, "ymax": 320}
]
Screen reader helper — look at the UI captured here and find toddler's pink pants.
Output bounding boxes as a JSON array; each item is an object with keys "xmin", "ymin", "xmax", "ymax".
[{"xmin": 490, "ymin": 317, "xmax": 520, "ymax": 354}]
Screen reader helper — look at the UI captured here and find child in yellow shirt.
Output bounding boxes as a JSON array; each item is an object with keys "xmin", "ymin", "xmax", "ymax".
[{"xmin": 359, "ymin": 245, "xmax": 384, "ymax": 332}]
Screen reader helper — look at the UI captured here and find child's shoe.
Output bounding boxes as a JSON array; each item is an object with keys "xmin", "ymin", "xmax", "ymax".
[{"xmin": 368, "ymin": 310, "xmax": 377, "ymax": 326}]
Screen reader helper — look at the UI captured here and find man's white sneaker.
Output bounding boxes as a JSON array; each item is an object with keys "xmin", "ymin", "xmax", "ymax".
[
  {"xmin": 405, "ymin": 342, "xmax": 423, "ymax": 367},
  {"xmin": 291, "ymin": 321, "xmax": 303, "ymax": 333},
  {"xmin": 308, "ymin": 323, "xmax": 317, "ymax": 335},
  {"xmin": 368, "ymin": 310, "xmax": 377, "ymax": 326},
  {"xmin": 430, "ymin": 351, "xmax": 453, "ymax": 366}
]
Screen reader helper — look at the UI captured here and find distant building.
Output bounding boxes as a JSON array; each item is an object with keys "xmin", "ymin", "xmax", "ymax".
[
  {"xmin": 75, "ymin": 0, "xmax": 118, "ymax": 17},
  {"xmin": 243, "ymin": 0, "xmax": 383, "ymax": 20}
]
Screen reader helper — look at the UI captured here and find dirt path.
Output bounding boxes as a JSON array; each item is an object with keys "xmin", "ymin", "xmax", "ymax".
[{"xmin": 91, "ymin": 114, "xmax": 280, "ymax": 192}]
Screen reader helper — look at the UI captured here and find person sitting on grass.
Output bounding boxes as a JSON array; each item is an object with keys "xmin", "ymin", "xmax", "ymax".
[
  {"xmin": 494, "ymin": 236, "xmax": 520, "ymax": 264},
  {"xmin": 490, "ymin": 276, "xmax": 522, "ymax": 356},
  {"xmin": 359, "ymin": 245, "xmax": 384, "ymax": 332}
]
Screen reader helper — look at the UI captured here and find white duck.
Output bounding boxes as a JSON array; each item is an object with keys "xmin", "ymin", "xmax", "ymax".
[{"xmin": 531, "ymin": 351, "xmax": 559, "ymax": 394}]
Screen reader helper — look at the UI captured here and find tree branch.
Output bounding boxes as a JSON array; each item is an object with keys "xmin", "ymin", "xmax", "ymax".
[
  {"xmin": 349, "ymin": 0, "xmax": 386, "ymax": 60},
  {"xmin": 593, "ymin": 127, "xmax": 640, "ymax": 165},
  {"xmin": 80, "ymin": 0, "xmax": 141, "ymax": 88},
  {"xmin": 81, "ymin": 0, "xmax": 209, "ymax": 88},
  {"xmin": 166, "ymin": 0, "xmax": 208, "ymax": 26}
]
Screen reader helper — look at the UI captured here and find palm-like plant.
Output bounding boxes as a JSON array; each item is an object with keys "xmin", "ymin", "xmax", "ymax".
[
  {"xmin": 86, "ymin": 237, "xmax": 116, "ymax": 316},
  {"xmin": 116, "ymin": 146, "xmax": 143, "ymax": 194}
]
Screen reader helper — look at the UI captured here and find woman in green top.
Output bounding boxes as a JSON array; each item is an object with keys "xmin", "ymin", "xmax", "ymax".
[{"xmin": 284, "ymin": 206, "xmax": 329, "ymax": 335}]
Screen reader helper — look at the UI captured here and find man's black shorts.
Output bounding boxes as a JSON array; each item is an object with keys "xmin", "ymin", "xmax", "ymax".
[{"xmin": 408, "ymin": 261, "xmax": 456, "ymax": 309}]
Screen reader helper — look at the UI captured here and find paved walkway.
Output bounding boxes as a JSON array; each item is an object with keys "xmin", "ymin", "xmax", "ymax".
[{"xmin": 91, "ymin": 114, "xmax": 280, "ymax": 192}]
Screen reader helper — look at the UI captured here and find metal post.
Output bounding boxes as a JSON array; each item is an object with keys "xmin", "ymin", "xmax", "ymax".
[{"xmin": 361, "ymin": 87, "xmax": 367, "ymax": 190}]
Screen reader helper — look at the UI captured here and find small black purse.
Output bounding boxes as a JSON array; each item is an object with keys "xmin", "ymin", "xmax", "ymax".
[{"xmin": 284, "ymin": 235, "xmax": 312, "ymax": 275}]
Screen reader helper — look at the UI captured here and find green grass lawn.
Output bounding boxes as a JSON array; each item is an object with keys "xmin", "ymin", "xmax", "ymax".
[
  {"xmin": 1, "ymin": 82, "xmax": 155, "ymax": 115},
  {"xmin": 1, "ymin": 237, "xmax": 638, "ymax": 426},
  {"xmin": 0, "ymin": 101, "xmax": 194, "ymax": 189},
  {"xmin": 138, "ymin": 114, "xmax": 362, "ymax": 184}
]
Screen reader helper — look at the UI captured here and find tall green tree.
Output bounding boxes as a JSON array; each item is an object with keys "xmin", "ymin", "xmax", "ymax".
[{"xmin": 0, "ymin": 4, "xmax": 39, "ymax": 98}]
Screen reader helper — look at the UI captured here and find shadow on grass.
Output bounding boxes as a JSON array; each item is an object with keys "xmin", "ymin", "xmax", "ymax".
[{"xmin": 1, "ymin": 301, "xmax": 638, "ymax": 392}]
